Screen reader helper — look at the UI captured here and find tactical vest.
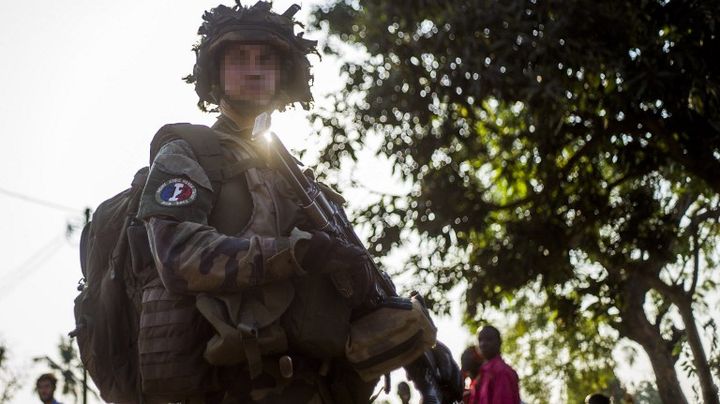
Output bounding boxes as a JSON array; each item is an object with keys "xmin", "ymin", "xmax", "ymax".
[
  {"xmin": 208, "ymin": 128, "xmax": 353, "ymax": 362},
  {"xmin": 138, "ymin": 124, "xmax": 352, "ymax": 397}
]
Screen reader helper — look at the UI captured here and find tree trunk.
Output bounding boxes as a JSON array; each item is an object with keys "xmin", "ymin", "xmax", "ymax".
[
  {"xmin": 636, "ymin": 329, "xmax": 689, "ymax": 404},
  {"xmin": 619, "ymin": 279, "xmax": 689, "ymax": 404},
  {"xmin": 646, "ymin": 271, "xmax": 719, "ymax": 404},
  {"xmin": 676, "ymin": 297, "xmax": 720, "ymax": 404}
]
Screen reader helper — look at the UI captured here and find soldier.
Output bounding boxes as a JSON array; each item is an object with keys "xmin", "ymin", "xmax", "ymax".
[{"xmin": 134, "ymin": 1, "xmax": 461, "ymax": 403}]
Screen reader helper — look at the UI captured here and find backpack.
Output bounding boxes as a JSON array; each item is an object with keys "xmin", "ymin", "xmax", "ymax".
[
  {"xmin": 72, "ymin": 123, "xmax": 234, "ymax": 402},
  {"xmin": 72, "ymin": 166, "xmax": 147, "ymax": 403}
]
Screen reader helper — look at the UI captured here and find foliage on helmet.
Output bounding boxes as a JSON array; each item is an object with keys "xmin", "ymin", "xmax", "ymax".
[{"xmin": 183, "ymin": 1, "xmax": 318, "ymax": 112}]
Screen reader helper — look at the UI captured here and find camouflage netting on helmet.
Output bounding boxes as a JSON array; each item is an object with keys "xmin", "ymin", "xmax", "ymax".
[{"xmin": 184, "ymin": 1, "xmax": 318, "ymax": 112}]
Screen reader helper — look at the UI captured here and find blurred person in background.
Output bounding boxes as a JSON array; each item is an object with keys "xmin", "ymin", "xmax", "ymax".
[{"xmin": 467, "ymin": 325, "xmax": 520, "ymax": 404}]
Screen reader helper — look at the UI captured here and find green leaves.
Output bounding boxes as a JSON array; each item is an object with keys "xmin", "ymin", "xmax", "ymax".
[
  {"xmin": 311, "ymin": 0, "xmax": 720, "ymax": 401},
  {"xmin": 0, "ymin": 341, "xmax": 22, "ymax": 404}
]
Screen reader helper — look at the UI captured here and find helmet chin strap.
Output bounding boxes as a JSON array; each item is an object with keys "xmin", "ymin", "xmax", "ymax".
[{"xmin": 219, "ymin": 98, "xmax": 274, "ymax": 130}]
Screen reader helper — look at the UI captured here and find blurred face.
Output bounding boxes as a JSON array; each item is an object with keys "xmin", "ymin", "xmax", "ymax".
[
  {"xmin": 477, "ymin": 327, "xmax": 501, "ymax": 360},
  {"xmin": 397, "ymin": 382, "xmax": 411, "ymax": 402},
  {"xmin": 37, "ymin": 380, "xmax": 55, "ymax": 402},
  {"xmin": 220, "ymin": 42, "xmax": 281, "ymax": 106}
]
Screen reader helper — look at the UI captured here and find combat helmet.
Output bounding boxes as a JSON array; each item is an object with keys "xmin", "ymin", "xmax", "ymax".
[{"xmin": 184, "ymin": 1, "xmax": 318, "ymax": 111}]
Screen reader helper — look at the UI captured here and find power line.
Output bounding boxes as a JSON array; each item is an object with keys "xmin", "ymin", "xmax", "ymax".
[
  {"xmin": 0, "ymin": 234, "xmax": 67, "ymax": 301},
  {"xmin": 0, "ymin": 186, "xmax": 82, "ymax": 213},
  {"xmin": 0, "ymin": 234, "xmax": 66, "ymax": 284}
]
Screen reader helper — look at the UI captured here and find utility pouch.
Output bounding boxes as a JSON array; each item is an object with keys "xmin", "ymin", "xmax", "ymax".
[
  {"xmin": 196, "ymin": 281, "xmax": 294, "ymax": 379},
  {"xmin": 346, "ymin": 294, "xmax": 437, "ymax": 381}
]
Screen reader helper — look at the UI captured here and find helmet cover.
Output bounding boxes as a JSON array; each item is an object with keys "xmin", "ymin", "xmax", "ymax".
[{"xmin": 184, "ymin": 1, "xmax": 318, "ymax": 111}]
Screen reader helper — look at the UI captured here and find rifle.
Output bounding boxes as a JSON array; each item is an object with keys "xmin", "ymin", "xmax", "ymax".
[
  {"xmin": 252, "ymin": 112, "xmax": 395, "ymax": 304},
  {"xmin": 251, "ymin": 112, "xmax": 458, "ymax": 404}
]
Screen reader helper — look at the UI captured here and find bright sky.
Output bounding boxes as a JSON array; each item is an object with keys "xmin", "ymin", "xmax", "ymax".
[{"xmin": 0, "ymin": 1, "xmax": 692, "ymax": 403}]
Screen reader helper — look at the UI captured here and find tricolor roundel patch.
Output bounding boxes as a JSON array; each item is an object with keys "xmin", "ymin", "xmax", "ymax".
[{"xmin": 155, "ymin": 178, "xmax": 197, "ymax": 206}]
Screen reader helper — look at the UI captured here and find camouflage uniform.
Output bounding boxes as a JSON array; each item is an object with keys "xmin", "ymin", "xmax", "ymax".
[{"xmin": 137, "ymin": 115, "xmax": 375, "ymax": 403}]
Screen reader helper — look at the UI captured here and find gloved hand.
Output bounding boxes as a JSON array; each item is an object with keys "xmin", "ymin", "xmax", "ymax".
[
  {"xmin": 432, "ymin": 342, "xmax": 464, "ymax": 404},
  {"xmin": 405, "ymin": 343, "xmax": 464, "ymax": 404},
  {"xmin": 404, "ymin": 352, "xmax": 442, "ymax": 404},
  {"xmin": 299, "ymin": 231, "xmax": 366, "ymax": 273}
]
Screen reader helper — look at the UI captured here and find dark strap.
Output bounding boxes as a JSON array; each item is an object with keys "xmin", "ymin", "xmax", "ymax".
[
  {"xmin": 150, "ymin": 123, "xmax": 224, "ymax": 180},
  {"xmin": 139, "ymin": 307, "xmax": 196, "ymax": 328},
  {"xmin": 131, "ymin": 167, "xmax": 150, "ymax": 189},
  {"xmin": 220, "ymin": 158, "xmax": 267, "ymax": 179},
  {"xmin": 141, "ymin": 359, "xmax": 203, "ymax": 380},
  {"xmin": 351, "ymin": 330, "xmax": 425, "ymax": 370},
  {"xmin": 150, "ymin": 123, "xmax": 266, "ymax": 189},
  {"xmin": 142, "ymin": 287, "xmax": 186, "ymax": 303},
  {"xmin": 139, "ymin": 335, "xmax": 195, "ymax": 355}
]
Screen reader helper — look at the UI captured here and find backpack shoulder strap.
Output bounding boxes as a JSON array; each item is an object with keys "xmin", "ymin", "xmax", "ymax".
[
  {"xmin": 150, "ymin": 123, "xmax": 225, "ymax": 183},
  {"xmin": 150, "ymin": 123, "xmax": 266, "ymax": 184}
]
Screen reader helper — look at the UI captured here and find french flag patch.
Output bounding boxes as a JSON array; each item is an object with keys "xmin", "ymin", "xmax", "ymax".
[{"xmin": 155, "ymin": 178, "xmax": 197, "ymax": 206}]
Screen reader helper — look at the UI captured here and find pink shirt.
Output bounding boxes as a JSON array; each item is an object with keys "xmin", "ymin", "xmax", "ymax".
[{"xmin": 468, "ymin": 356, "xmax": 520, "ymax": 404}]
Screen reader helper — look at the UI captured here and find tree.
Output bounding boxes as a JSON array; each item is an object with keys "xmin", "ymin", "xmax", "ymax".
[
  {"xmin": 34, "ymin": 335, "xmax": 91, "ymax": 404},
  {"xmin": 0, "ymin": 341, "xmax": 22, "ymax": 404},
  {"xmin": 309, "ymin": 1, "xmax": 720, "ymax": 402}
]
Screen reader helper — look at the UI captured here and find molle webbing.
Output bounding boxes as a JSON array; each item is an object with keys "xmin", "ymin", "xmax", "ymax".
[{"xmin": 138, "ymin": 285, "xmax": 219, "ymax": 396}]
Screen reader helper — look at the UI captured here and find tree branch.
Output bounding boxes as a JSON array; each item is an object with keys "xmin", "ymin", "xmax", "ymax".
[
  {"xmin": 686, "ymin": 206, "xmax": 720, "ymax": 229},
  {"xmin": 668, "ymin": 324, "xmax": 685, "ymax": 361},
  {"xmin": 645, "ymin": 276, "xmax": 690, "ymax": 307},
  {"xmin": 669, "ymin": 191, "xmax": 699, "ymax": 228},
  {"xmin": 654, "ymin": 296, "xmax": 673, "ymax": 332},
  {"xmin": 690, "ymin": 231, "xmax": 700, "ymax": 296}
]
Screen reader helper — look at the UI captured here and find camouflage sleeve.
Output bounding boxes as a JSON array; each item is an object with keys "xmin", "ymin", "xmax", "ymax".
[
  {"xmin": 137, "ymin": 139, "xmax": 214, "ymax": 224},
  {"xmin": 138, "ymin": 139, "xmax": 310, "ymax": 294},
  {"xmin": 145, "ymin": 217, "xmax": 310, "ymax": 293}
]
